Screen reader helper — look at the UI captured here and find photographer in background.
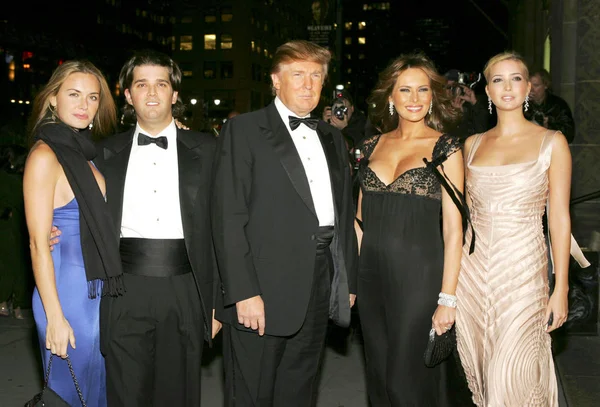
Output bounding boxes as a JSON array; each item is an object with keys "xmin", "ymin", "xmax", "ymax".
[
  {"xmin": 445, "ymin": 69, "xmax": 490, "ymax": 140},
  {"xmin": 527, "ymin": 69, "xmax": 575, "ymax": 143},
  {"xmin": 322, "ymin": 92, "xmax": 370, "ymax": 149}
]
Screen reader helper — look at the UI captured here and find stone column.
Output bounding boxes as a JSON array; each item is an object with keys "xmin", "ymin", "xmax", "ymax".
[{"xmin": 570, "ymin": 0, "xmax": 600, "ymax": 244}]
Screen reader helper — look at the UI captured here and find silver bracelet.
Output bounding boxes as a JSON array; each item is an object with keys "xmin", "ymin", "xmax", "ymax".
[{"xmin": 438, "ymin": 292, "xmax": 457, "ymax": 308}]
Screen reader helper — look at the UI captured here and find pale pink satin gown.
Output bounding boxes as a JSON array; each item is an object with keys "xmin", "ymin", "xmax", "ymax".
[{"xmin": 456, "ymin": 131, "xmax": 558, "ymax": 407}]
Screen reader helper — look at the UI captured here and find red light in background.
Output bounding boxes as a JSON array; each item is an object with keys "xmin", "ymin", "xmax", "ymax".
[{"xmin": 22, "ymin": 51, "xmax": 34, "ymax": 60}]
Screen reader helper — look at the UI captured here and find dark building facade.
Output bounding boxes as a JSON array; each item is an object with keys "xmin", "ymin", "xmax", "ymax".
[
  {"xmin": 171, "ymin": 0, "xmax": 312, "ymax": 130},
  {"xmin": 0, "ymin": 0, "xmax": 174, "ymax": 144}
]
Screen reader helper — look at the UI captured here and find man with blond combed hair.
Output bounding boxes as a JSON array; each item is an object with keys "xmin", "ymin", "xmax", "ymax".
[{"xmin": 212, "ymin": 40, "xmax": 358, "ymax": 406}]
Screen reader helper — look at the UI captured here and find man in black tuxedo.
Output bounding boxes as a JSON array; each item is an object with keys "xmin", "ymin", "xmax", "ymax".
[
  {"xmin": 212, "ymin": 40, "xmax": 358, "ymax": 406},
  {"xmin": 94, "ymin": 50, "xmax": 220, "ymax": 406}
]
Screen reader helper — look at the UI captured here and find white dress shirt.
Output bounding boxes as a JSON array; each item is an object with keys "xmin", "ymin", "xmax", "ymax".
[
  {"xmin": 274, "ymin": 97, "xmax": 335, "ymax": 226},
  {"xmin": 121, "ymin": 120, "xmax": 184, "ymax": 238}
]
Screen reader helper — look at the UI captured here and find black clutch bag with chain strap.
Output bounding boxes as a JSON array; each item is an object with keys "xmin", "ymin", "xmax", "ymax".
[{"xmin": 24, "ymin": 354, "xmax": 87, "ymax": 407}]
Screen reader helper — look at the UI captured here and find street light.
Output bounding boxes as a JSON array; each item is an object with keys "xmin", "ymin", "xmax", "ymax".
[
  {"xmin": 335, "ymin": 84, "xmax": 344, "ymax": 90},
  {"xmin": 190, "ymin": 98, "xmax": 197, "ymax": 105},
  {"xmin": 214, "ymin": 99, "xmax": 221, "ymax": 106}
]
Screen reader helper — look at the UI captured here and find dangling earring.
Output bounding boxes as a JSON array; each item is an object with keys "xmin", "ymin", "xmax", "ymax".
[
  {"xmin": 524, "ymin": 95, "xmax": 529, "ymax": 112},
  {"xmin": 49, "ymin": 104, "xmax": 57, "ymax": 121},
  {"xmin": 428, "ymin": 100, "xmax": 433, "ymax": 115},
  {"xmin": 488, "ymin": 97, "xmax": 493, "ymax": 115},
  {"xmin": 88, "ymin": 122, "xmax": 93, "ymax": 130},
  {"xmin": 389, "ymin": 101, "xmax": 395, "ymax": 116}
]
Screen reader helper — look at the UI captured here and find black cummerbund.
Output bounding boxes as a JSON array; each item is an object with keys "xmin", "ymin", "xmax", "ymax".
[
  {"xmin": 315, "ymin": 226, "xmax": 334, "ymax": 252},
  {"xmin": 119, "ymin": 238, "xmax": 192, "ymax": 277}
]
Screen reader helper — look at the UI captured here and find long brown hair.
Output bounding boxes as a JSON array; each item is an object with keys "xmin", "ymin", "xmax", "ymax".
[
  {"xmin": 28, "ymin": 60, "xmax": 116, "ymax": 141},
  {"xmin": 368, "ymin": 53, "xmax": 459, "ymax": 134}
]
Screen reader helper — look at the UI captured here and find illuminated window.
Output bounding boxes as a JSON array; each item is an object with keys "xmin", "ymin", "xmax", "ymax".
[
  {"xmin": 347, "ymin": 68, "xmax": 352, "ymax": 74},
  {"xmin": 183, "ymin": 71, "xmax": 193, "ymax": 77},
  {"xmin": 221, "ymin": 8, "xmax": 233, "ymax": 22},
  {"xmin": 221, "ymin": 61, "xmax": 233, "ymax": 79},
  {"xmin": 221, "ymin": 34, "xmax": 233, "ymax": 49},
  {"xmin": 345, "ymin": 37, "xmax": 352, "ymax": 45},
  {"xmin": 345, "ymin": 54, "xmax": 351, "ymax": 60},
  {"xmin": 359, "ymin": 21, "xmax": 367, "ymax": 30},
  {"xmin": 204, "ymin": 62, "xmax": 216, "ymax": 79},
  {"xmin": 358, "ymin": 37, "xmax": 366, "ymax": 45},
  {"xmin": 181, "ymin": 16, "xmax": 192, "ymax": 23},
  {"xmin": 168, "ymin": 36, "xmax": 176, "ymax": 51},
  {"xmin": 204, "ymin": 34, "xmax": 216, "ymax": 50},
  {"xmin": 264, "ymin": 48, "xmax": 268, "ymax": 57},
  {"xmin": 251, "ymin": 41, "xmax": 255, "ymax": 51},
  {"xmin": 180, "ymin": 35, "xmax": 193, "ymax": 51},
  {"xmin": 205, "ymin": 15, "xmax": 216, "ymax": 23},
  {"xmin": 344, "ymin": 22, "xmax": 352, "ymax": 30}
]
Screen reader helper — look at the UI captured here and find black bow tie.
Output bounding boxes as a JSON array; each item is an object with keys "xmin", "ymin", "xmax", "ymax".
[
  {"xmin": 289, "ymin": 116, "xmax": 319, "ymax": 131},
  {"xmin": 138, "ymin": 133, "xmax": 168, "ymax": 149}
]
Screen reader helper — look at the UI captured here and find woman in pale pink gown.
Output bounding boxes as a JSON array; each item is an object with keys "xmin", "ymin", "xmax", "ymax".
[{"xmin": 456, "ymin": 52, "xmax": 572, "ymax": 406}]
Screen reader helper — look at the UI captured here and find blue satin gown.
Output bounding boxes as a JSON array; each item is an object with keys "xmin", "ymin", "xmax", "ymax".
[{"xmin": 32, "ymin": 197, "xmax": 106, "ymax": 406}]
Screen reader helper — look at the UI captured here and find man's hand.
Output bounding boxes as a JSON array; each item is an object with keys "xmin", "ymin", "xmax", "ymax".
[
  {"xmin": 349, "ymin": 294, "xmax": 356, "ymax": 308},
  {"xmin": 236, "ymin": 295, "xmax": 266, "ymax": 336},
  {"xmin": 211, "ymin": 309, "xmax": 222, "ymax": 339},
  {"xmin": 330, "ymin": 113, "xmax": 349, "ymax": 131},
  {"xmin": 49, "ymin": 225, "xmax": 61, "ymax": 251},
  {"xmin": 460, "ymin": 86, "xmax": 477, "ymax": 105}
]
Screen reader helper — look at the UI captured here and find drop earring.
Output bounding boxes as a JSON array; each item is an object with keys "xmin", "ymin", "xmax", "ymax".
[
  {"xmin": 524, "ymin": 95, "xmax": 529, "ymax": 112},
  {"xmin": 49, "ymin": 104, "xmax": 57, "ymax": 121},
  {"xmin": 488, "ymin": 97, "xmax": 493, "ymax": 115},
  {"xmin": 428, "ymin": 100, "xmax": 433, "ymax": 115},
  {"xmin": 88, "ymin": 122, "xmax": 94, "ymax": 130},
  {"xmin": 389, "ymin": 101, "xmax": 395, "ymax": 116}
]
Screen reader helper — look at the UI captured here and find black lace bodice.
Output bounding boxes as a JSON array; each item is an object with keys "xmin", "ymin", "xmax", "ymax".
[{"xmin": 359, "ymin": 133, "xmax": 462, "ymax": 200}]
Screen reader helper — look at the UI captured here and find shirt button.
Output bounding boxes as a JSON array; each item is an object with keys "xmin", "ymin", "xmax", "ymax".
[
  {"xmin": 310, "ymin": 180, "xmax": 313, "ymax": 183},
  {"xmin": 153, "ymin": 162, "xmax": 157, "ymax": 166},
  {"xmin": 303, "ymin": 136, "xmax": 306, "ymax": 140},
  {"xmin": 154, "ymin": 190, "xmax": 157, "ymax": 193},
  {"xmin": 156, "ymin": 218, "xmax": 160, "ymax": 222},
  {"xmin": 307, "ymin": 157, "xmax": 311, "ymax": 161}
]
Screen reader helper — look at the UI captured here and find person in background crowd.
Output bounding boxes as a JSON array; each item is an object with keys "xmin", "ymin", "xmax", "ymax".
[
  {"xmin": 322, "ymin": 91, "xmax": 370, "ymax": 148},
  {"xmin": 24, "ymin": 60, "xmax": 120, "ymax": 406},
  {"xmin": 444, "ymin": 69, "xmax": 490, "ymax": 140},
  {"xmin": 356, "ymin": 53, "xmax": 469, "ymax": 406},
  {"xmin": 0, "ymin": 144, "xmax": 30, "ymax": 320},
  {"xmin": 527, "ymin": 68, "xmax": 575, "ymax": 143}
]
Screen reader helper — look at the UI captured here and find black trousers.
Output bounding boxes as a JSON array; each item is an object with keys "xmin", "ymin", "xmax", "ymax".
[
  {"xmin": 102, "ymin": 270, "xmax": 204, "ymax": 406},
  {"xmin": 224, "ymin": 238, "xmax": 333, "ymax": 407}
]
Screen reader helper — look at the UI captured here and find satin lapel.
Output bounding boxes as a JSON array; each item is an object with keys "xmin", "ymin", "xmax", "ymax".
[
  {"xmin": 261, "ymin": 103, "xmax": 316, "ymax": 217},
  {"xmin": 103, "ymin": 130, "xmax": 134, "ymax": 237},
  {"xmin": 317, "ymin": 124, "xmax": 343, "ymax": 213},
  {"xmin": 177, "ymin": 129, "xmax": 203, "ymax": 243}
]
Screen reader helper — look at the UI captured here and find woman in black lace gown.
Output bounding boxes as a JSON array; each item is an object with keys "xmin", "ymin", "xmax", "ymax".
[{"xmin": 355, "ymin": 54, "xmax": 468, "ymax": 406}]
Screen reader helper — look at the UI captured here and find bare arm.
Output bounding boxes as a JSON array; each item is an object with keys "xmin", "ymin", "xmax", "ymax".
[
  {"xmin": 354, "ymin": 188, "xmax": 363, "ymax": 255},
  {"xmin": 546, "ymin": 132, "xmax": 572, "ymax": 332},
  {"xmin": 23, "ymin": 144, "xmax": 75, "ymax": 357},
  {"xmin": 432, "ymin": 149, "xmax": 465, "ymax": 335}
]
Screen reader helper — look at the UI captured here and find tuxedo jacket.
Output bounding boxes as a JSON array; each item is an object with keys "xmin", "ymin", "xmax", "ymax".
[
  {"xmin": 212, "ymin": 102, "xmax": 358, "ymax": 337},
  {"xmin": 94, "ymin": 127, "xmax": 217, "ymax": 342}
]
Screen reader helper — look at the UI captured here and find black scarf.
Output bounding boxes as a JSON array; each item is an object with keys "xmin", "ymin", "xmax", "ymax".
[{"xmin": 35, "ymin": 122, "xmax": 124, "ymax": 297}]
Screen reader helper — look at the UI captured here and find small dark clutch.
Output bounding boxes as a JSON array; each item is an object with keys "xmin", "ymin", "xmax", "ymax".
[
  {"xmin": 424, "ymin": 326, "xmax": 456, "ymax": 368},
  {"xmin": 24, "ymin": 355, "xmax": 86, "ymax": 407}
]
